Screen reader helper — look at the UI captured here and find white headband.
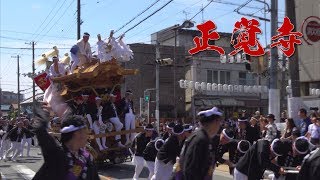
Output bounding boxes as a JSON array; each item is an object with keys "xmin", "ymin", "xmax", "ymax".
[
  {"xmin": 184, "ymin": 126, "xmax": 193, "ymax": 131},
  {"xmin": 144, "ymin": 127, "xmax": 154, "ymax": 131},
  {"xmin": 222, "ymin": 129, "xmax": 234, "ymax": 141},
  {"xmin": 294, "ymin": 136, "xmax": 309, "ymax": 154},
  {"xmin": 60, "ymin": 125, "xmax": 86, "ymax": 133},
  {"xmin": 155, "ymin": 139, "xmax": 165, "ymax": 151},
  {"xmin": 173, "ymin": 130, "xmax": 184, "ymax": 136},
  {"xmin": 238, "ymin": 118, "xmax": 248, "ymax": 122},
  {"xmin": 237, "ymin": 140, "xmax": 251, "ymax": 154},
  {"xmin": 271, "ymin": 139, "xmax": 282, "ymax": 156},
  {"xmin": 197, "ymin": 107, "xmax": 223, "ymax": 117},
  {"xmin": 166, "ymin": 125, "xmax": 174, "ymax": 130}
]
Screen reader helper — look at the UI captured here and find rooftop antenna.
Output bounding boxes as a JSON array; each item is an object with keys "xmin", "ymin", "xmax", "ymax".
[
  {"xmin": 182, "ymin": 10, "xmax": 191, "ymax": 20},
  {"xmin": 201, "ymin": 4, "xmax": 204, "ymax": 22}
]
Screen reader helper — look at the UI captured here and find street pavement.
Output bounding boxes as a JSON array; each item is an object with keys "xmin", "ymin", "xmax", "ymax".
[{"xmin": 0, "ymin": 146, "xmax": 232, "ymax": 180}]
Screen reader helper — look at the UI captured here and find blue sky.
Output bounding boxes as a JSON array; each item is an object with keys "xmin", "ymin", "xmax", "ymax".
[{"xmin": 0, "ymin": 0, "xmax": 285, "ymax": 99}]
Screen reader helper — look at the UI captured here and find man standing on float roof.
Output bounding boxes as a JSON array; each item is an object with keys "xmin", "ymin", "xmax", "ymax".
[{"xmin": 70, "ymin": 32, "xmax": 92, "ymax": 73}]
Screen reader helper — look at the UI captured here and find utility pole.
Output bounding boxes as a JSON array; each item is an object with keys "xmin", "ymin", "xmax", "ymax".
[
  {"xmin": 173, "ymin": 29, "xmax": 177, "ymax": 119},
  {"xmin": 155, "ymin": 42, "xmax": 160, "ymax": 134},
  {"xmin": 77, "ymin": 0, "xmax": 81, "ymax": 40},
  {"xmin": 269, "ymin": 0, "xmax": 280, "ymax": 121},
  {"xmin": 286, "ymin": 0, "xmax": 302, "ymax": 121},
  {"xmin": 32, "ymin": 41, "xmax": 36, "ymax": 116},
  {"xmin": 280, "ymin": 56, "xmax": 287, "ymax": 112},
  {"xmin": 11, "ymin": 55, "xmax": 20, "ymax": 117}
]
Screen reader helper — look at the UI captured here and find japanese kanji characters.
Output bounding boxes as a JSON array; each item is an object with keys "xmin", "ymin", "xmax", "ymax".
[
  {"xmin": 188, "ymin": 17, "xmax": 303, "ymax": 59},
  {"xmin": 271, "ymin": 16, "xmax": 303, "ymax": 57},
  {"xmin": 188, "ymin": 20, "xmax": 225, "ymax": 55},
  {"xmin": 229, "ymin": 17, "xmax": 265, "ymax": 56}
]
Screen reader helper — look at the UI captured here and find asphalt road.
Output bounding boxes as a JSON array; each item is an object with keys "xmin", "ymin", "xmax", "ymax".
[{"xmin": 0, "ymin": 147, "xmax": 232, "ymax": 180}]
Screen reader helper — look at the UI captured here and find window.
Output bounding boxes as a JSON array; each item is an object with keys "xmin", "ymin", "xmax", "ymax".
[
  {"xmin": 207, "ymin": 70, "xmax": 218, "ymax": 83},
  {"xmin": 239, "ymin": 72, "xmax": 246, "ymax": 85},
  {"xmin": 239, "ymin": 72, "xmax": 255, "ymax": 85},
  {"xmin": 207, "ymin": 70, "xmax": 229, "ymax": 84},
  {"xmin": 213, "ymin": 71, "xmax": 218, "ymax": 83},
  {"xmin": 220, "ymin": 71, "xmax": 230, "ymax": 84},
  {"xmin": 207, "ymin": 70, "xmax": 212, "ymax": 83}
]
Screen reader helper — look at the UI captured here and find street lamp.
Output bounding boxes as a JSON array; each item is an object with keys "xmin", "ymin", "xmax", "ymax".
[{"xmin": 173, "ymin": 20, "xmax": 194, "ymax": 119}]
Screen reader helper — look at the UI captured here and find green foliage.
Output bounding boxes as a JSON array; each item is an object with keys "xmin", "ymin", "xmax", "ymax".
[{"xmin": 8, "ymin": 110, "xmax": 18, "ymax": 120}]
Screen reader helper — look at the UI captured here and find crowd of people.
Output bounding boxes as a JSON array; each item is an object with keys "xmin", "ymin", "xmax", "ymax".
[
  {"xmin": 129, "ymin": 107, "xmax": 320, "ymax": 180},
  {"xmin": 0, "ymin": 116, "xmax": 35, "ymax": 162},
  {"xmin": 1, "ymin": 101, "xmax": 320, "ymax": 180}
]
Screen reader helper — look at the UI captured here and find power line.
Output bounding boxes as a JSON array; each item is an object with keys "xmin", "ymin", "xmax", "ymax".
[
  {"xmin": 36, "ymin": 0, "xmax": 76, "ymax": 43},
  {"xmin": 0, "ymin": 36, "xmax": 74, "ymax": 46},
  {"xmin": 125, "ymin": 0, "xmax": 204, "ymax": 41},
  {"xmin": 211, "ymin": 0, "xmax": 261, "ymax": 10},
  {"xmin": 29, "ymin": 0, "xmax": 64, "ymax": 40},
  {"xmin": 0, "ymin": 52, "xmax": 32, "ymax": 56},
  {"xmin": 189, "ymin": 0, "xmax": 214, "ymax": 20},
  {"xmin": 32, "ymin": 0, "xmax": 69, "ymax": 42},
  {"xmin": 0, "ymin": 30, "xmax": 74, "ymax": 39},
  {"xmin": 0, "ymin": 46, "xmax": 70, "ymax": 50},
  {"xmin": 119, "ymin": 0, "xmax": 174, "ymax": 36},
  {"xmin": 114, "ymin": 0, "xmax": 161, "ymax": 34}
]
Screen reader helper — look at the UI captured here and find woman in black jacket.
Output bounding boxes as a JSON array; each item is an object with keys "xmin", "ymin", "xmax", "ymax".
[{"xmin": 32, "ymin": 108, "xmax": 100, "ymax": 180}]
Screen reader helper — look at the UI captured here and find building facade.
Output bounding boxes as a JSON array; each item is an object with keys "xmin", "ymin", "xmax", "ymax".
[
  {"xmin": 123, "ymin": 43, "xmax": 186, "ymax": 120},
  {"xmin": 289, "ymin": 0, "xmax": 320, "ymax": 110},
  {"xmin": 0, "ymin": 90, "xmax": 24, "ymax": 105},
  {"xmin": 152, "ymin": 28, "xmax": 269, "ymax": 119},
  {"xmin": 296, "ymin": 0, "xmax": 320, "ymax": 95}
]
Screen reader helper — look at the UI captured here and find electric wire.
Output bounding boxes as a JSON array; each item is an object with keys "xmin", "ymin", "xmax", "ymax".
[
  {"xmin": 114, "ymin": 0, "xmax": 161, "ymax": 34},
  {"xmin": 117, "ymin": 0, "xmax": 174, "ymax": 37}
]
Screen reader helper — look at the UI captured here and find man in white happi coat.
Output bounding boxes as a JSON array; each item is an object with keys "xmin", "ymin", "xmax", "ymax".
[
  {"xmin": 70, "ymin": 32, "xmax": 92, "ymax": 73},
  {"xmin": 48, "ymin": 56, "xmax": 67, "ymax": 78}
]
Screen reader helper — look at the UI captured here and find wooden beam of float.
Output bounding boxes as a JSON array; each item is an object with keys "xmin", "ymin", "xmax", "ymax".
[{"xmin": 49, "ymin": 128, "xmax": 145, "ymax": 139}]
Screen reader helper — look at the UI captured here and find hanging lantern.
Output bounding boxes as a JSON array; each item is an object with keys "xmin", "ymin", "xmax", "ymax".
[
  {"xmin": 228, "ymin": 85, "xmax": 233, "ymax": 92},
  {"xmin": 220, "ymin": 55, "xmax": 227, "ymax": 63},
  {"xmin": 212, "ymin": 83, "xmax": 218, "ymax": 91},
  {"xmin": 189, "ymin": 81, "xmax": 194, "ymax": 89},
  {"xmin": 179, "ymin": 80, "xmax": 185, "ymax": 88},
  {"xmin": 247, "ymin": 86, "xmax": 253, "ymax": 93},
  {"xmin": 238, "ymin": 85, "xmax": 243, "ymax": 93},
  {"xmin": 195, "ymin": 82, "xmax": 201, "ymax": 90},
  {"xmin": 234, "ymin": 85, "xmax": 238, "ymax": 92},
  {"xmin": 228, "ymin": 55, "xmax": 235, "ymax": 63},
  {"xmin": 223, "ymin": 84, "xmax": 228, "ymax": 92},
  {"xmin": 243, "ymin": 85, "xmax": 249, "ymax": 93},
  {"xmin": 206, "ymin": 83, "xmax": 212, "ymax": 91},
  {"xmin": 201, "ymin": 82, "xmax": 206, "ymax": 91},
  {"xmin": 311, "ymin": 88, "xmax": 316, "ymax": 96},
  {"xmin": 286, "ymin": 86, "xmax": 291, "ymax": 94},
  {"xmin": 184, "ymin": 80, "xmax": 189, "ymax": 88},
  {"xmin": 257, "ymin": 85, "xmax": 262, "ymax": 93},
  {"xmin": 253, "ymin": 85, "xmax": 258, "ymax": 93},
  {"xmin": 263, "ymin": 86, "xmax": 268, "ymax": 93},
  {"xmin": 236, "ymin": 53, "xmax": 242, "ymax": 63}
]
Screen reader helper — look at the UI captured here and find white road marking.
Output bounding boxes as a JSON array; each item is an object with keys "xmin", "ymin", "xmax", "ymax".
[{"xmin": 12, "ymin": 165, "xmax": 35, "ymax": 180}]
